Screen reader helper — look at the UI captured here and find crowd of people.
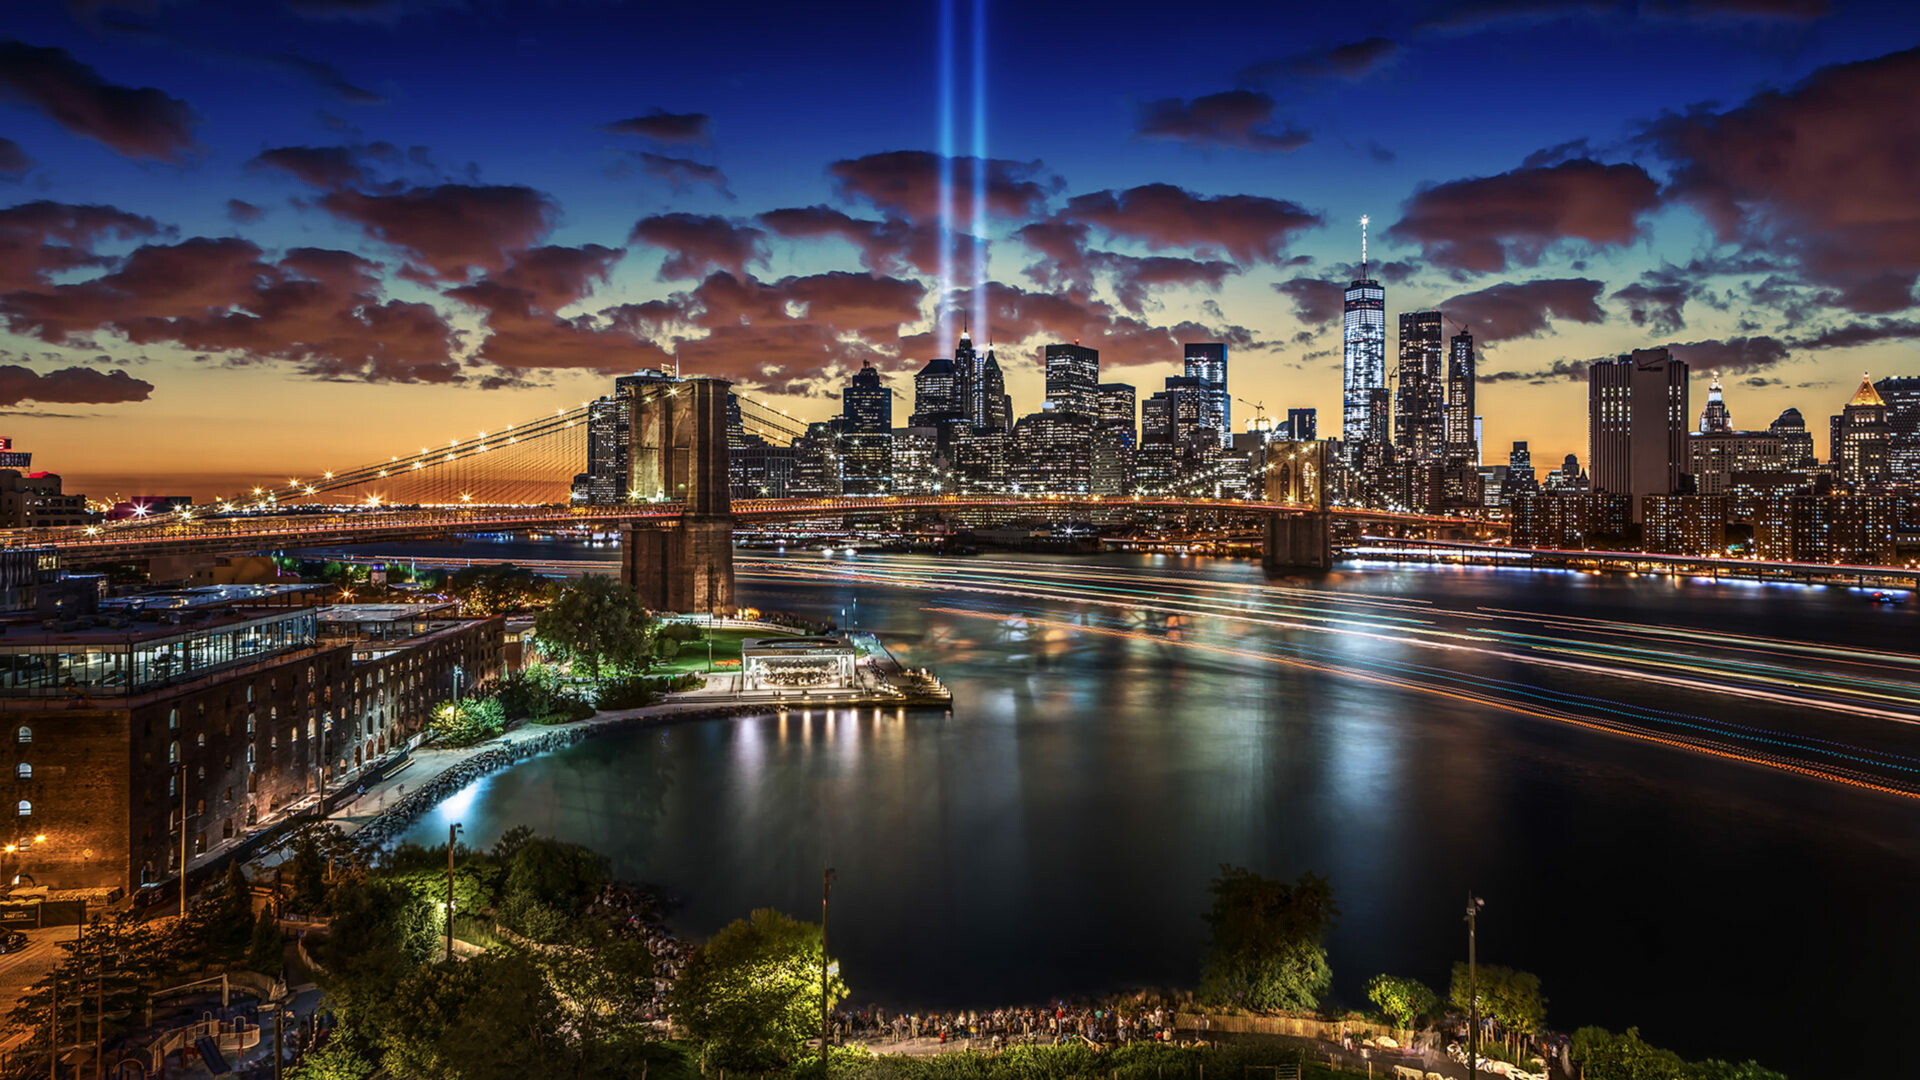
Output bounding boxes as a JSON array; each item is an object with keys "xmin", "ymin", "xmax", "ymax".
[{"xmin": 825, "ymin": 1000, "xmax": 1188, "ymax": 1050}]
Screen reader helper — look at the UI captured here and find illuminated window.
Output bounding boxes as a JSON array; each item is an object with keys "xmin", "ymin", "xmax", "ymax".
[
  {"xmin": 169, "ymin": 708, "xmax": 179, "ymax": 730},
  {"xmin": 15, "ymin": 763, "xmax": 29, "ymax": 780},
  {"xmin": 14, "ymin": 726, "xmax": 28, "ymax": 744},
  {"xmin": 168, "ymin": 741, "xmax": 179, "ymax": 765},
  {"xmin": 17, "ymin": 799, "xmax": 30, "ymax": 816}
]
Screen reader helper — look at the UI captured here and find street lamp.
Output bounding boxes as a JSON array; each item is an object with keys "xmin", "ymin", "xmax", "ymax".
[
  {"xmin": 446, "ymin": 822, "xmax": 464, "ymax": 961},
  {"xmin": 1465, "ymin": 894, "xmax": 1485, "ymax": 1080}
]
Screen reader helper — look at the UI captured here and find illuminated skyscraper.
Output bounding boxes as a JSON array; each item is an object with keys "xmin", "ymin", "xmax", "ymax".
[
  {"xmin": 839, "ymin": 361, "xmax": 893, "ymax": 495},
  {"xmin": 1445, "ymin": 331, "xmax": 1477, "ymax": 466},
  {"xmin": 1699, "ymin": 372, "xmax": 1733, "ymax": 433},
  {"xmin": 1342, "ymin": 217, "xmax": 1387, "ymax": 446},
  {"xmin": 1395, "ymin": 312, "xmax": 1445, "ymax": 460},
  {"xmin": 1044, "ymin": 343, "xmax": 1100, "ymax": 417},
  {"xmin": 1183, "ymin": 343, "xmax": 1229, "ymax": 447},
  {"xmin": 1832, "ymin": 374, "xmax": 1891, "ymax": 486}
]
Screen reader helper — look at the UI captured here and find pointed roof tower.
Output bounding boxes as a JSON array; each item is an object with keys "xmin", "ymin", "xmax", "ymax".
[{"xmin": 1848, "ymin": 372, "xmax": 1886, "ymax": 408}]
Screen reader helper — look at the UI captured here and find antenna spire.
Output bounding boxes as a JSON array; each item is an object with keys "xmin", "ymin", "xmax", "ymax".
[{"xmin": 1360, "ymin": 214, "xmax": 1370, "ymax": 280}]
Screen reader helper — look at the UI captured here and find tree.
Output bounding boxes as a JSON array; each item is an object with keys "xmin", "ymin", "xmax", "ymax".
[
  {"xmin": 1451, "ymin": 964, "xmax": 1546, "ymax": 1059},
  {"xmin": 542, "ymin": 937, "xmax": 657, "ymax": 1071},
  {"xmin": 247, "ymin": 907, "xmax": 285, "ymax": 976},
  {"xmin": 375, "ymin": 950, "xmax": 569, "ymax": 1080},
  {"xmin": 1367, "ymin": 974, "xmax": 1437, "ymax": 1030},
  {"xmin": 1197, "ymin": 866, "xmax": 1339, "ymax": 1013},
  {"xmin": 429, "ymin": 696, "xmax": 506, "ymax": 747},
  {"xmin": 289, "ymin": 833, "xmax": 329, "ymax": 913},
  {"xmin": 669, "ymin": 908, "xmax": 848, "ymax": 1073},
  {"xmin": 448, "ymin": 563, "xmax": 545, "ymax": 616},
  {"xmin": 532, "ymin": 576, "xmax": 656, "ymax": 686}
]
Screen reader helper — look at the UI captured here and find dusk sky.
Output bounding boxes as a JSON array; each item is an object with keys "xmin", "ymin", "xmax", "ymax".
[{"xmin": 3, "ymin": 0, "xmax": 1919, "ymax": 499}]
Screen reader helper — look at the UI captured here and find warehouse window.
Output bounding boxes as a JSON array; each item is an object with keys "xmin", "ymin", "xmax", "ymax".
[
  {"xmin": 15, "ymin": 800, "xmax": 29, "ymax": 816},
  {"xmin": 15, "ymin": 763, "xmax": 29, "ymax": 780}
]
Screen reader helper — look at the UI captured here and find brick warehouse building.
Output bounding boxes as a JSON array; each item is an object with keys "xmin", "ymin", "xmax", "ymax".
[{"xmin": 3, "ymin": 589, "xmax": 503, "ymax": 894}]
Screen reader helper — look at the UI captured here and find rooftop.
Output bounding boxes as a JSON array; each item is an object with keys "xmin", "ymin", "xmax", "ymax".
[{"xmin": 1847, "ymin": 373, "xmax": 1886, "ymax": 408}]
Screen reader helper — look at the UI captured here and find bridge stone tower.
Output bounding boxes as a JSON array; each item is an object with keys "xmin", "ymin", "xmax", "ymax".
[
  {"xmin": 1262, "ymin": 440, "xmax": 1333, "ymax": 572},
  {"xmin": 620, "ymin": 376, "xmax": 735, "ymax": 612}
]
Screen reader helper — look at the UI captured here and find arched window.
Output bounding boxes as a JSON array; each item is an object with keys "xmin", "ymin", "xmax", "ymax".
[
  {"xmin": 168, "ymin": 741, "xmax": 179, "ymax": 765},
  {"xmin": 246, "ymin": 713, "xmax": 256, "ymax": 735},
  {"xmin": 307, "ymin": 665, "xmax": 315, "ymax": 685},
  {"xmin": 246, "ymin": 685, "xmax": 254, "ymax": 703},
  {"xmin": 168, "ymin": 708, "xmax": 179, "ymax": 730},
  {"xmin": 196, "ymin": 733, "xmax": 205, "ymax": 748},
  {"xmin": 15, "ymin": 763, "xmax": 29, "ymax": 780},
  {"xmin": 16, "ymin": 799, "xmax": 29, "ymax": 817},
  {"xmin": 14, "ymin": 726, "xmax": 28, "ymax": 744}
]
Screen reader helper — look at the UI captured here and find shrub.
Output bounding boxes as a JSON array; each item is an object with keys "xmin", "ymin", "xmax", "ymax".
[{"xmin": 429, "ymin": 696, "xmax": 506, "ymax": 748}]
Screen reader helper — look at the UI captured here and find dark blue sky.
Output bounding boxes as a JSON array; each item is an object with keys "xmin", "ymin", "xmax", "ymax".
[{"xmin": 2, "ymin": 0, "xmax": 1918, "ymax": 493}]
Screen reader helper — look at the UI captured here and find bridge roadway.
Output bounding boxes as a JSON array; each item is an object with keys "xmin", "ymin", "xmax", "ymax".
[{"xmin": 6, "ymin": 494, "xmax": 1485, "ymax": 565}]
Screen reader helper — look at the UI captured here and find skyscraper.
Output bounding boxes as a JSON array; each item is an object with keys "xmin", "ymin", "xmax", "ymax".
[
  {"xmin": 1769, "ymin": 408, "xmax": 1817, "ymax": 469},
  {"xmin": 1395, "ymin": 312, "xmax": 1445, "ymax": 460},
  {"xmin": 1285, "ymin": 408, "xmax": 1317, "ymax": 441},
  {"xmin": 1096, "ymin": 383, "xmax": 1137, "ymax": 448},
  {"xmin": 911, "ymin": 357, "xmax": 958, "ymax": 427},
  {"xmin": 1872, "ymin": 375, "xmax": 1920, "ymax": 484},
  {"xmin": 839, "ymin": 361, "xmax": 893, "ymax": 495},
  {"xmin": 1044, "ymin": 343, "xmax": 1100, "ymax": 417},
  {"xmin": 1588, "ymin": 347, "xmax": 1690, "ymax": 521},
  {"xmin": 954, "ymin": 330, "xmax": 980, "ymax": 428},
  {"xmin": 1183, "ymin": 343, "xmax": 1230, "ymax": 447},
  {"xmin": 1699, "ymin": 372, "xmax": 1733, "ymax": 433},
  {"xmin": 1832, "ymin": 374, "xmax": 1891, "ymax": 486},
  {"xmin": 1341, "ymin": 218, "xmax": 1387, "ymax": 446},
  {"xmin": 978, "ymin": 344, "xmax": 1011, "ymax": 431},
  {"xmin": 1444, "ymin": 330, "xmax": 1477, "ymax": 466}
]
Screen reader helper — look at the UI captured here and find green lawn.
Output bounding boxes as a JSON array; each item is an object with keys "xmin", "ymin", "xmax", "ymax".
[{"xmin": 649, "ymin": 626, "xmax": 786, "ymax": 674}]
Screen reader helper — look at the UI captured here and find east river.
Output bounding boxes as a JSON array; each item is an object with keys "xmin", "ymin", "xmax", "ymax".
[{"xmin": 382, "ymin": 542, "xmax": 1920, "ymax": 1078}]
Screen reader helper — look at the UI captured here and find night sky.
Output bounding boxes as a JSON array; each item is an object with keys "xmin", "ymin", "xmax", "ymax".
[{"xmin": 3, "ymin": 0, "xmax": 1919, "ymax": 498}]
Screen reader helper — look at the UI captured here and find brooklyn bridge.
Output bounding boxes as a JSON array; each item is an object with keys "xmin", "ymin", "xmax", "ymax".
[{"xmin": 9, "ymin": 376, "xmax": 1491, "ymax": 609}]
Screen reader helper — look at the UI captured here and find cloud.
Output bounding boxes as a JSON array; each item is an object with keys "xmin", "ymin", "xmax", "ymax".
[
  {"xmin": 1059, "ymin": 183, "xmax": 1322, "ymax": 264},
  {"xmin": 250, "ymin": 144, "xmax": 381, "ymax": 190},
  {"xmin": 0, "ymin": 237, "xmax": 464, "ymax": 383},
  {"xmin": 445, "ymin": 244, "xmax": 669, "ymax": 373},
  {"xmin": 756, "ymin": 205, "xmax": 979, "ymax": 278},
  {"xmin": 250, "ymin": 143, "xmax": 555, "ymax": 279},
  {"xmin": 1479, "ymin": 358, "xmax": 1593, "ymax": 383},
  {"xmin": 1134, "ymin": 91, "xmax": 1310, "ymax": 152},
  {"xmin": 226, "ymin": 199, "xmax": 265, "ymax": 224},
  {"xmin": 1418, "ymin": 0, "xmax": 1618, "ymax": 32},
  {"xmin": 1668, "ymin": 335, "xmax": 1790, "ymax": 373},
  {"xmin": 1239, "ymin": 37, "xmax": 1400, "ymax": 82},
  {"xmin": 1440, "ymin": 277, "xmax": 1606, "ymax": 342},
  {"xmin": 317, "ymin": 183, "xmax": 556, "ymax": 280},
  {"xmin": 1611, "ymin": 278, "xmax": 1688, "ymax": 334},
  {"xmin": 1273, "ymin": 277, "xmax": 1345, "ymax": 326},
  {"xmin": 602, "ymin": 110, "xmax": 714, "ymax": 145},
  {"xmin": 0, "ymin": 138, "xmax": 30, "ymax": 178},
  {"xmin": 0, "ymin": 364, "xmax": 152, "ymax": 406},
  {"xmin": 609, "ymin": 270, "xmax": 928, "ymax": 394},
  {"xmin": 1784, "ymin": 318, "xmax": 1920, "ymax": 352},
  {"xmin": 0, "ymin": 199, "xmax": 167, "ymax": 291},
  {"xmin": 0, "ymin": 41, "xmax": 198, "ymax": 161},
  {"xmin": 636, "ymin": 153, "xmax": 733, "ymax": 197},
  {"xmin": 1644, "ymin": 46, "xmax": 1920, "ymax": 312},
  {"xmin": 265, "ymin": 53, "xmax": 384, "ymax": 105},
  {"xmin": 1388, "ymin": 158, "xmax": 1661, "ymax": 273},
  {"xmin": 1014, "ymin": 218, "xmax": 1239, "ymax": 314},
  {"xmin": 629, "ymin": 213, "xmax": 766, "ymax": 280},
  {"xmin": 830, "ymin": 151, "xmax": 1060, "ymax": 221}
]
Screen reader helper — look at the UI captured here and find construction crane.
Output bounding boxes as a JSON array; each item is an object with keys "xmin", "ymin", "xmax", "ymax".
[
  {"xmin": 1234, "ymin": 396, "xmax": 1269, "ymax": 432},
  {"xmin": 1443, "ymin": 312, "xmax": 1472, "ymax": 337}
]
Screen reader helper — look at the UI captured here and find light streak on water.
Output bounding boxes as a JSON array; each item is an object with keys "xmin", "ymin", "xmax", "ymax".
[{"xmin": 738, "ymin": 553, "xmax": 1920, "ymax": 798}]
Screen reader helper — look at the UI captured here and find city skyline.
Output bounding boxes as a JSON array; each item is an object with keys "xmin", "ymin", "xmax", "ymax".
[{"xmin": 3, "ymin": 1, "xmax": 1920, "ymax": 498}]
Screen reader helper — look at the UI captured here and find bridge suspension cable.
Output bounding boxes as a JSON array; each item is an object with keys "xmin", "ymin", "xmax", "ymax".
[
  {"xmin": 733, "ymin": 393, "xmax": 811, "ymax": 446},
  {"xmin": 211, "ymin": 403, "xmax": 594, "ymax": 511}
]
